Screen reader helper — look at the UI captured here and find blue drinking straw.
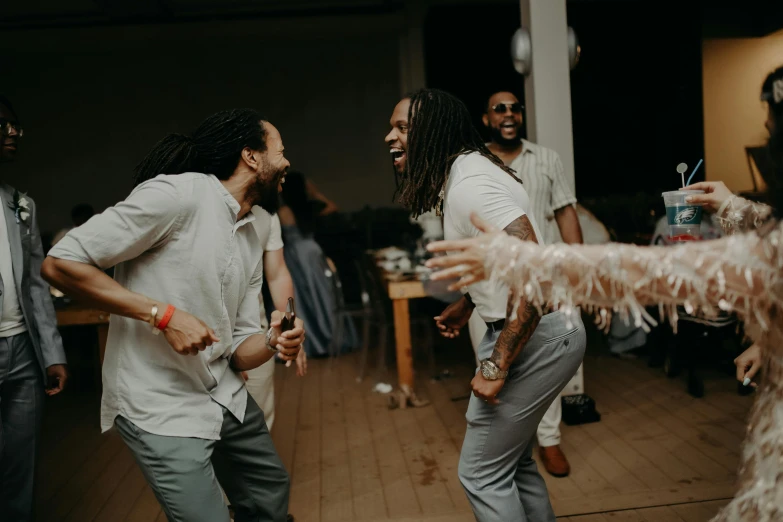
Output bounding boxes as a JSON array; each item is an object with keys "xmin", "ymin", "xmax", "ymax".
[{"xmin": 686, "ymin": 159, "xmax": 703, "ymax": 187}]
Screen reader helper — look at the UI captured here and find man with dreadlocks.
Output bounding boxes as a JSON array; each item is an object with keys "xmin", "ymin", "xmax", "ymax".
[
  {"xmin": 386, "ymin": 89, "xmax": 586, "ymax": 521},
  {"xmin": 43, "ymin": 109, "xmax": 304, "ymax": 522}
]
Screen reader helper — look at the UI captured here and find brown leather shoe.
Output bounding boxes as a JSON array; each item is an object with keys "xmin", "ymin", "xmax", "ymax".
[{"xmin": 539, "ymin": 445, "xmax": 570, "ymax": 477}]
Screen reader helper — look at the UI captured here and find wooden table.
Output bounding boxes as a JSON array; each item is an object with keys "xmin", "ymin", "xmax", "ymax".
[
  {"xmin": 56, "ymin": 306, "xmax": 110, "ymax": 370},
  {"xmin": 385, "ymin": 279, "xmax": 428, "ymax": 405}
]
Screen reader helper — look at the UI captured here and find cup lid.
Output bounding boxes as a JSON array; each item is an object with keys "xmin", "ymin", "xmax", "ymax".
[{"xmin": 661, "ymin": 190, "xmax": 705, "ymax": 196}]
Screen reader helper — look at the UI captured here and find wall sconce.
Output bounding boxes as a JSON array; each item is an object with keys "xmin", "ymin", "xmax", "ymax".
[{"xmin": 511, "ymin": 26, "xmax": 581, "ymax": 76}]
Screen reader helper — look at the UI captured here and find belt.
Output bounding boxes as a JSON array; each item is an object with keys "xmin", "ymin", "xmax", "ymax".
[
  {"xmin": 486, "ymin": 309, "xmax": 554, "ymax": 332},
  {"xmin": 485, "ymin": 319, "xmax": 505, "ymax": 332}
]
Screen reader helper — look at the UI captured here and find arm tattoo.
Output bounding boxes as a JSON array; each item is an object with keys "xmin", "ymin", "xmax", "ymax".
[{"xmin": 489, "ymin": 215, "xmax": 542, "ymax": 369}]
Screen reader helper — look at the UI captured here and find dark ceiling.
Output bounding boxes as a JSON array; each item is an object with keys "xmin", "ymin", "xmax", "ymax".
[{"xmin": 2, "ymin": 0, "xmax": 781, "ymax": 36}]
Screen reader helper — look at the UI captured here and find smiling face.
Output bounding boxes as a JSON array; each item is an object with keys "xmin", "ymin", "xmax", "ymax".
[
  {"xmin": 246, "ymin": 121, "xmax": 290, "ymax": 213},
  {"xmin": 384, "ymin": 98, "xmax": 410, "ymax": 175},
  {"xmin": 482, "ymin": 91, "xmax": 523, "ymax": 147}
]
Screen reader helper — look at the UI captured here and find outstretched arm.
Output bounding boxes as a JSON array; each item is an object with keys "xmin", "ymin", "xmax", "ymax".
[
  {"xmin": 685, "ymin": 182, "xmax": 772, "ymax": 234},
  {"xmin": 427, "ymin": 214, "xmax": 781, "ymax": 333}
]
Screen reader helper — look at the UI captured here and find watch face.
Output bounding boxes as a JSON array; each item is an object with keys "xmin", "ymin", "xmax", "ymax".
[{"xmin": 481, "ymin": 362, "xmax": 495, "ymax": 380}]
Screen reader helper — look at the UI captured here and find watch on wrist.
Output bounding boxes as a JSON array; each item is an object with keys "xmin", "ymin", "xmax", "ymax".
[
  {"xmin": 480, "ymin": 359, "xmax": 508, "ymax": 380},
  {"xmin": 265, "ymin": 328, "xmax": 278, "ymax": 351}
]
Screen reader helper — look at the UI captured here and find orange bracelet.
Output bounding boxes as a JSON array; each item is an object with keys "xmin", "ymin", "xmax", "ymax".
[{"xmin": 156, "ymin": 304, "xmax": 176, "ymax": 331}]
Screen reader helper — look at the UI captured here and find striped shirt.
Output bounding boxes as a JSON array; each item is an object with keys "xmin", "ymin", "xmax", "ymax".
[{"xmin": 507, "ymin": 139, "xmax": 577, "ymax": 245}]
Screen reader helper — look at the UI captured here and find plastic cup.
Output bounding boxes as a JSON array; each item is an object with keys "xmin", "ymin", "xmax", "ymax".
[{"xmin": 662, "ymin": 190, "xmax": 704, "ymax": 242}]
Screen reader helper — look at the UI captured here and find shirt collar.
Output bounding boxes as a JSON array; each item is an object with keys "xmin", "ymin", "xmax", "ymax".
[{"xmin": 207, "ymin": 174, "xmax": 256, "ymax": 229}]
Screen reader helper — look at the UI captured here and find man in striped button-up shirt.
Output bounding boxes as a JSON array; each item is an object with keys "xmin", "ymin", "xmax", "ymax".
[{"xmin": 468, "ymin": 90, "xmax": 584, "ymax": 479}]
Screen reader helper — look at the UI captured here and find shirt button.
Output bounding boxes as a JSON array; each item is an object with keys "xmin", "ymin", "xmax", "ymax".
[{"xmin": 564, "ymin": 339, "xmax": 570, "ymax": 346}]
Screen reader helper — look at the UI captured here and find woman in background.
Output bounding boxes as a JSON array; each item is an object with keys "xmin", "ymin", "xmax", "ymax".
[{"xmin": 279, "ymin": 171, "xmax": 357, "ymax": 357}]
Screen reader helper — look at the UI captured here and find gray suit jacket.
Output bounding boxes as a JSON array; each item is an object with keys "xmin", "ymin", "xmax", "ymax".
[{"xmin": 0, "ymin": 183, "xmax": 66, "ymax": 377}]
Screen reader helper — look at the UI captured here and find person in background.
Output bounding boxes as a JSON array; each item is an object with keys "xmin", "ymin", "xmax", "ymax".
[
  {"xmin": 278, "ymin": 171, "xmax": 357, "ymax": 357},
  {"xmin": 247, "ymin": 205, "xmax": 307, "ymax": 431},
  {"xmin": 51, "ymin": 203, "xmax": 95, "ymax": 248},
  {"xmin": 467, "ymin": 89, "xmax": 584, "ymax": 478},
  {"xmin": 0, "ymin": 94, "xmax": 68, "ymax": 521}
]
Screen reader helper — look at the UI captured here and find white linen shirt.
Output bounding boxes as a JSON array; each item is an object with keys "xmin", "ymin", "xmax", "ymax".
[{"xmin": 49, "ymin": 173, "xmax": 265, "ymax": 440}]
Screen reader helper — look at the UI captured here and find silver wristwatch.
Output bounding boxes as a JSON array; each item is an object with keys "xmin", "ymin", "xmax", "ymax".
[
  {"xmin": 480, "ymin": 359, "xmax": 508, "ymax": 380},
  {"xmin": 265, "ymin": 328, "xmax": 278, "ymax": 351}
]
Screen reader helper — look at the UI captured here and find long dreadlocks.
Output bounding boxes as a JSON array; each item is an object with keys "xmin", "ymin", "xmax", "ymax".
[
  {"xmin": 133, "ymin": 108, "xmax": 267, "ymax": 186},
  {"xmin": 394, "ymin": 88, "xmax": 519, "ymax": 217}
]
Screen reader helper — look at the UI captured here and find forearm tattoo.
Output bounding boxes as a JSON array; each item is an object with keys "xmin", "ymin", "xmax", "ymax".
[{"xmin": 490, "ymin": 215, "xmax": 542, "ymax": 368}]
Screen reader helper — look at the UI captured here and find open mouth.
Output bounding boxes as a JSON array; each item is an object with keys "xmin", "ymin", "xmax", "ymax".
[
  {"xmin": 390, "ymin": 147, "xmax": 406, "ymax": 166},
  {"xmin": 500, "ymin": 122, "xmax": 517, "ymax": 132}
]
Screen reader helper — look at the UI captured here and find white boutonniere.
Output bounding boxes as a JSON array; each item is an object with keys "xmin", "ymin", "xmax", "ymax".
[{"xmin": 8, "ymin": 190, "xmax": 30, "ymax": 224}]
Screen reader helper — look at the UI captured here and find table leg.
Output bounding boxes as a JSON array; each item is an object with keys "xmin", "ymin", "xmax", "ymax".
[
  {"xmin": 392, "ymin": 299, "xmax": 413, "ymax": 389},
  {"xmin": 392, "ymin": 299, "xmax": 429, "ymax": 408}
]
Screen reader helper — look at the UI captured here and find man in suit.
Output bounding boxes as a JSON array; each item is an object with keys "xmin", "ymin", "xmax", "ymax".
[{"xmin": 0, "ymin": 94, "xmax": 68, "ymax": 521}]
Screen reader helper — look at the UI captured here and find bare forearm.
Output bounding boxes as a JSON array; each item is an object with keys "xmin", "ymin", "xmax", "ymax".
[
  {"xmin": 555, "ymin": 205, "xmax": 583, "ymax": 244},
  {"xmin": 489, "ymin": 214, "xmax": 542, "ymax": 368},
  {"xmin": 491, "ymin": 293, "xmax": 541, "ymax": 370},
  {"xmin": 231, "ymin": 334, "xmax": 276, "ymax": 371},
  {"xmin": 42, "ymin": 257, "xmax": 158, "ymax": 322},
  {"xmin": 268, "ymin": 274, "xmax": 294, "ymax": 312}
]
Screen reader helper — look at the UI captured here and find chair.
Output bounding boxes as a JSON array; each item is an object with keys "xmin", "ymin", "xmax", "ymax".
[{"xmin": 325, "ymin": 256, "xmax": 389, "ymax": 382}]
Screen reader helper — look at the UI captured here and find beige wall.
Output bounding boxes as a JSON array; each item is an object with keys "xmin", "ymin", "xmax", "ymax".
[
  {"xmin": 702, "ymin": 30, "xmax": 783, "ymax": 193},
  {"xmin": 0, "ymin": 14, "xmax": 405, "ymax": 233}
]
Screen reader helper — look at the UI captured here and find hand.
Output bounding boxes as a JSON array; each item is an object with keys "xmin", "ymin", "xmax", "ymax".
[
  {"xmin": 683, "ymin": 181, "xmax": 733, "ymax": 214},
  {"xmin": 269, "ymin": 311, "xmax": 305, "ymax": 366},
  {"xmin": 162, "ymin": 308, "xmax": 220, "ymax": 356},
  {"xmin": 735, "ymin": 344, "xmax": 762, "ymax": 388},
  {"xmin": 295, "ymin": 349, "xmax": 308, "ymax": 377},
  {"xmin": 427, "ymin": 213, "xmax": 504, "ymax": 290},
  {"xmin": 434, "ymin": 298, "xmax": 473, "ymax": 339},
  {"xmin": 46, "ymin": 364, "xmax": 69, "ymax": 396},
  {"xmin": 470, "ymin": 372, "xmax": 504, "ymax": 405}
]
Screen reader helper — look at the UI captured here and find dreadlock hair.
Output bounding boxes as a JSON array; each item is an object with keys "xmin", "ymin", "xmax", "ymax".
[
  {"xmin": 280, "ymin": 171, "xmax": 316, "ymax": 236},
  {"xmin": 394, "ymin": 88, "xmax": 519, "ymax": 217},
  {"xmin": 133, "ymin": 108, "xmax": 267, "ymax": 186},
  {"xmin": 761, "ymin": 66, "xmax": 783, "ymax": 220}
]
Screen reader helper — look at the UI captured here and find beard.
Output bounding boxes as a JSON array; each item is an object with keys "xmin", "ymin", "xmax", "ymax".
[
  {"xmin": 488, "ymin": 125, "xmax": 521, "ymax": 148},
  {"xmin": 248, "ymin": 166, "xmax": 286, "ymax": 214}
]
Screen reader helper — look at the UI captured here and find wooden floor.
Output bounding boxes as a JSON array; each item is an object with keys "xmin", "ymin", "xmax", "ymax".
[{"xmin": 34, "ymin": 349, "xmax": 752, "ymax": 521}]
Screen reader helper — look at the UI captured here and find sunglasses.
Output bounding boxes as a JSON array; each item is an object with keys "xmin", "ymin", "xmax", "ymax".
[
  {"xmin": 491, "ymin": 103, "xmax": 523, "ymax": 115},
  {"xmin": 0, "ymin": 119, "xmax": 24, "ymax": 138}
]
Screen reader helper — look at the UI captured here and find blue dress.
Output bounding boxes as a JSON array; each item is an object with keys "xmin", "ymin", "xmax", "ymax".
[{"xmin": 281, "ymin": 224, "xmax": 358, "ymax": 357}]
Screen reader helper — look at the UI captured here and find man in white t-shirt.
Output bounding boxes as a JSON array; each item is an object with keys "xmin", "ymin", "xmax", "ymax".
[
  {"xmin": 385, "ymin": 89, "xmax": 586, "ymax": 521},
  {"xmin": 247, "ymin": 206, "xmax": 306, "ymax": 431}
]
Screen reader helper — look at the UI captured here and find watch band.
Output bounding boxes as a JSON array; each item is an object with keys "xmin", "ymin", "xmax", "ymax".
[
  {"xmin": 265, "ymin": 328, "xmax": 278, "ymax": 351},
  {"xmin": 480, "ymin": 359, "xmax": 508, "ymax": 380}
]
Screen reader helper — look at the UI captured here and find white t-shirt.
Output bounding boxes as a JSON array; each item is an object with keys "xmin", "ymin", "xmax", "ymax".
[
  {"xmin": 250, "ymin": 206, "xmax": 284, "ymax": 256},
  {"xmin": 249, "ymin": 206, "xmax": 284, "ymax": 324},
  {"xmin": 443, "ymin": 152, "xmax": 543, "ymax": 322},
  {"xmin": 0, "ymin": 204, "xmax": 27, "ymax": 337}
]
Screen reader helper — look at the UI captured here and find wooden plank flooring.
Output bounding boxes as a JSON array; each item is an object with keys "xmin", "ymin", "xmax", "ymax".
[{"xmin": 34, "ymin": 350, "xmax": 750, "ymax": 521}]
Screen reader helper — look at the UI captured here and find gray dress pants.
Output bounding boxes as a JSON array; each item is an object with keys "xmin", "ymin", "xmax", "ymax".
[
  {"xmin": 458, "ymin": 311, "xmax": 586, "ymax": 522},
  {"xmin": 0, "ymin": 332, "xmax": 43, "ymax": 522},
  {"xmin": 115, "ymin": 395, "xmax": 289, "ymax": 522}
]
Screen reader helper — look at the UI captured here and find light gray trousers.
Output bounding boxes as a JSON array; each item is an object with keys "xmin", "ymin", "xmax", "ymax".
[
  {"xmin": 116, "ymin": 396, "xmax": 289, "ymax": 522},
  {"xmin": 458, "ymin": 311, "xmax": 586, "ymax": 522}
]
